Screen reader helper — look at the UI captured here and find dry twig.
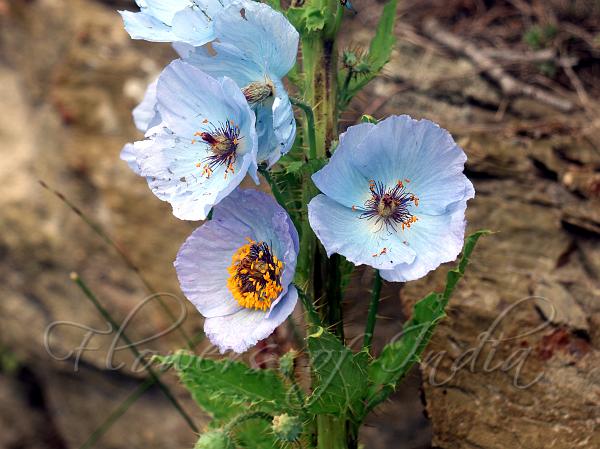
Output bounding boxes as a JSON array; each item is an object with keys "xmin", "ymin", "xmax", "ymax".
[{"xmin": 423, "ymin": 19, "xmax": 575, "ymax": 112}]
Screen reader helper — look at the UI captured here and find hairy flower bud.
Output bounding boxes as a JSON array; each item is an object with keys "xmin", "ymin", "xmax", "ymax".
[
  {"xmin": 278, "ymin": 350, "xmax": 297, "ymax": 378},
  {"xmin": 194, "ymin": 430, "xmax": 235, "ymax": 449},
  {"xmin": 272, "ymin": 414, "xmax": 302, "ymax": 442}
]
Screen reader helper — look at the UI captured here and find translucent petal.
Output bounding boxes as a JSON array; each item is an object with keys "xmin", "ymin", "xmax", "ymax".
[
  {"xmin": 214, "ymin": 0, "xmax": 299, "ymax": 78},
  {"xmin": 380, "ymin": 200, "xmax": 469, "ymax": 282},
  {"xmin": 204, "ymin": 286, "xmax": 297, "ymax": 353},
  {"xmin": 308, "ymin": 194, "xmax": 416, "ymax": 270}
]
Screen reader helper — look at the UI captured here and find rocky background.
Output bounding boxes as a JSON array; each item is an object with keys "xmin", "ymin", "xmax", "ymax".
[{"xmin": 1, "ymin": 0, "xmax": 599, "ymax": 448}]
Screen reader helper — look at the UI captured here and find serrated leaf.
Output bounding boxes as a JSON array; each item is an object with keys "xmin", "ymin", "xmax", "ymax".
[
  {"xmin": 157, "ymin": 352, "xmax": 292, "ymax": 421},
  {"xmin": 365, "ymin": 231, "xmax": 489, "ymax": 413},
  {"xmin": 287, "ymin": 6, "xmax": 328, "ymax": 33},
  {"xmin": 307, "ymin": 327, "xmax": 369, "ymax": 416}
]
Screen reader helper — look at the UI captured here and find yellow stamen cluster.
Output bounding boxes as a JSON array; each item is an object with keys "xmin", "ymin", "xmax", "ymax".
[{"xmin": 227, "ymin": 239, "xmax": 284, "ymax": 311}]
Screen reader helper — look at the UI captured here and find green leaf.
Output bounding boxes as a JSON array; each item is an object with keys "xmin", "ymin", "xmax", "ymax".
[
  {"xmin": 287, "ymin": 6, "xmax": 329, "ymax": 33},
  {"xmin": 306, "ymin": 327, "xmax": 369, "ymax": 416},
  {"xmin": 338, "ymin": 0, "xmax": 399, "ymax": 109},
  {"xmin": 157, "ymin": 352, "xmax": 293, "ymax": 422},
  {"xmin": 365, "ymin": 230, "xmax": 490, "ymax": 414}
]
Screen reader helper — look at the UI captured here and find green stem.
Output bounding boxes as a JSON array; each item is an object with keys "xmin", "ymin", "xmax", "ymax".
[
  {"xmin": 296, "ymin": 286, "xmax": 322, "ymax": 329},
  {"xmin": 71, "ymin": 273, "xmax": 199, "ymax": 433},
  {"xmin": 259, "ymin": 167, "xmax": 287, "ymax": 208},
  {"xmin": 300, "ymin": 35, "xmax": 338, "ymax": 157},
  {"xmin": 290, "ymin": 97, "xmax": 317, "ymax": 160},
  {"xmin": 317, "ymin": 415, "xmax": 356, "ymax": 449},
  {"xmin": 363, "ymin": 270, "xmax": 382, "ymax": 352},
  {"xmin": 325, "ymin": 253, "xmax": 344, "ymax": 340}
]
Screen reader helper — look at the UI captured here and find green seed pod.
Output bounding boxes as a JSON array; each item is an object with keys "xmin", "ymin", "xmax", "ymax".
[{"xmin": 272, "ymin": 413, "xmax": 302, "ymax": 442}]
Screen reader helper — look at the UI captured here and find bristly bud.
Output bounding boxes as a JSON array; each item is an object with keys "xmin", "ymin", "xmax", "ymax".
[
  {"xmin": 194, "ymin": 430, "xmax": 235, "ymax": 449},
  {"xmin": 272, "ymin": 414, "xmax": 302, "ymax": 442},
  {"xmin": 278, "ymin": 350, "xmax": 297, "ymax": 379},
  {"xmin": 342, "ymin": 47, "xmax": 370, "ymax": 77}
]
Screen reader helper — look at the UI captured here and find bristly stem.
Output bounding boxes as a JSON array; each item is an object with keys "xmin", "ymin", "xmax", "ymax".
[
  {"xmin": 70, "ymin": 272, "xmax": 199, "ymax": 433},
  {"xmin": 290, "ymin": 97, "xmax": 317, "ymax": 160},
  {"xmin": 39, "ymin": 180, "xmax": 197, "ymax": 350},
  {"xmin": 363, "ymin": 270, "xmax": 382, "ymax": 352},
  {"xmin": 259, "ymin": 166, "xmax": 287, "ymax": 209},
  {"xmin": 79, "ymin": 376, "xmax": 155, "ymax": 449}
]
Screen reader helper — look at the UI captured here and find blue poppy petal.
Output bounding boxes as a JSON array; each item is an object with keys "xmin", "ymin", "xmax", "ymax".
[
  {"xmin": 214, "ymin": 189, "xmax": 298, "ymax": 303},
  {"xmin": 354, "ymin": 115, "xmax": 472, "ymax": 215},
  {"xmin": 308, "ymin": 194, "xmax": 416, "ymax": 269},
  {"xmin": 132, "ymin": 80, "xmax": 160, "ymax": 132},
  {"xmin": 174, "ymin": 219, "xmax": 247, "ymax": 318},
  {"xmin": 120, "ymin": 143, "xmax": 142, "ymax": 174},
  {"xmin": 204, "ymin": 286, "xmax": 298, "ymax": 353},
  {"xmin": 156, "ymin": 60, "xmax": 253, "ymax": 139},
  {"xmin": 141, "ymin": 0, "xmax": 190, "ymax": 24},
  {"xmin": 120, "ymin": 10, "xmax": 177, "ymax": 41},
  {"xmin": 311, "ymin": 122, "xmax": 375, "ymax": 208},
  {"xmin": 136, "ymin": 133, "xmax": 255, "ymax": 220},
  {"xmin": 271, "ymin": 82, "xmax": 296, "ymax": 159},
  {"xmin": 380, "ymin": 200, "xmax": 469, "ymax": 282},
  {"xmin": 171, "ymin": 6, "xmax": 215, "ymax": 46},
  {"xmin": 214, "ymin": 0, "xmax": 299, "ymax": 78},
  {"xmin": 181, "ymin": 41, "xmax": 262, "ymax": 88}
]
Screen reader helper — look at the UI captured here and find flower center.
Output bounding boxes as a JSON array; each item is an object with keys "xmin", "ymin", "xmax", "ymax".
[
  {"xmin": 355, "ymin": 179, "xmax": 419, "ymax": 232},
  {"xmin": 193, "ymin": 120, "xmax": 241, "ymax": 178},
  {"xmin": 227, "ymin": 239, "xmax": 284, "ymax": 311},
  {"xmin": 242, "ymin": 80, "xmax": 275, "ymax": 106}
]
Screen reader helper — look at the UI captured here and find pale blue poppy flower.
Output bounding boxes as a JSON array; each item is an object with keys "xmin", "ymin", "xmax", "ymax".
[
  {"xmin": 175, "ymin": 188, "xmax": 299, "ymax": 353},
  {"xmin": 121, "ymin": 59, "xmax": 258, "ymax": 220},
  {"xmin": 177, "ymin": 0, "xmax": 299, "ymax": 166},
  {"xmin": 308, "ymin": 115, "xmax": 474, "ymax": 282},
  {"xmin": 120, "ymin": 0, "xmax": 232, "ymax": 46}
]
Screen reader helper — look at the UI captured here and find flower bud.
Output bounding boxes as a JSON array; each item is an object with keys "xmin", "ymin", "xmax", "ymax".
[
  {"xmin": 278, "ymin": 350, "xmax": 297, "ymax": 378},
  {"xmin": 272, "ymin": 413, "xmax": 302, "ymax": 442},
  {"xmin": 194, "ymin": 430, "xmax": 234, "ymax": 449}
]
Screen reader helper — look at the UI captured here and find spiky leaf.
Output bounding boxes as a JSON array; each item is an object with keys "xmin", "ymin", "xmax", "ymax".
[
  {"xmin": 306, "ymin": 327, "xmax": 369, "ymax": 416},
  {"xmin": 365, "ymin": 231, "xmax": 489, "ymax": 415},
  {"xmin": 157, "ymin": 352, "xmax": 293, "ymax": 422}
]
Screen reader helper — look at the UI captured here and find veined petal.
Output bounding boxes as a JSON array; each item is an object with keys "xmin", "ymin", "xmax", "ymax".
[
  {"xmin": 137, "ymin": 133, "xmax": 255, "ymax": 220},
  {"xmin": 175, "ymin": 189, "xmax": 299, "ymax": 353},
  {"xmin": 354, "ymin": 115, "xmax": 472, "ymax": 215},
  {"xmin": 271, "ymin": 81, "xmax": 296, "ymax": 160},
  {"xmin": 312, "ymin": 122, "xmax": 375, "ymax": 208},
  {"xmin": 126, "ymin": 61, "xmax": 258, "ymax": 221},
  {"xmin": 174, "ymin": 218, "xmax": 247, "ymax": 318},
  {"xmin": 132, "ymin": 80, "xmax": 160, "ymax": 132},
  {"xmin": 204, "ymin": 286, "xmax": 298, "ymax": 353},
  {"xmin": 156, "ymin": 60, "xmax": 251, "ymax": 139},
  {"xmin": 214, "ymin": 0, "xmax": 299, "ymax": 78},
  {"xmin": 181, "ymin": 41, "xmax": 262, "ymax": 88},
  {"xmin": 214, "ymin": 189, "xmax": 298, "ymax": 303},
  {"xmin": 308, "ymin": 194, "xmax": 416, "ymax": 270},
  {"xmin": 120, "ymin": 10, "xmax": 178, "ymax": 41},
  {"xmin": 380, "ymin": 200, "xmax": 468, "ymax": 282},
  {"xmin": 142, "ymin": 0, "xmax": 191, "ymax": 24}
]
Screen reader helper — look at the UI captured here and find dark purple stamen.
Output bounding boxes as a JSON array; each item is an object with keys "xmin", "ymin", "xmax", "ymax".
[{"xmin": 355, "ymin": 180, "xmax": 419, "ymax": 232}]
